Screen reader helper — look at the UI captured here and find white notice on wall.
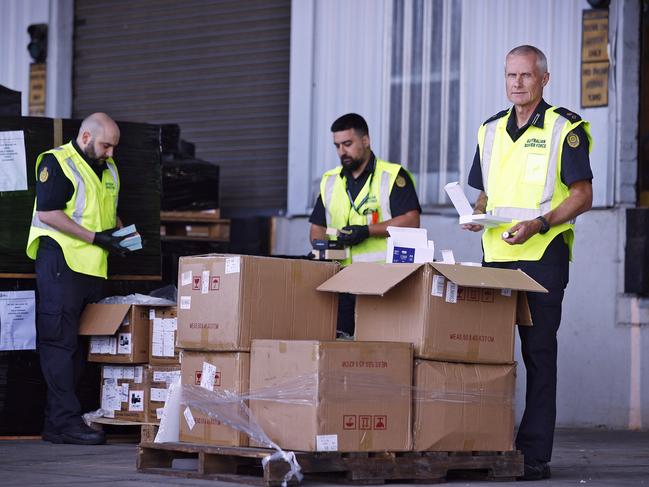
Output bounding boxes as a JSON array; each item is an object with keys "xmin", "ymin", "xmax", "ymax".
[
  {"xmin": 0, "ymin": 291, "xmax": 36, "ymax": 351},
  {"xmin": 0, "ymin": 131, "xmax": 28, "ymax": 192}
]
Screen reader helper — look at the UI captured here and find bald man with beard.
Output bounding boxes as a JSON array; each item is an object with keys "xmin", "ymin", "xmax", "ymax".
[{"xmin": 26, "ymin": 112, "xmax": 126, "ymax": 445}]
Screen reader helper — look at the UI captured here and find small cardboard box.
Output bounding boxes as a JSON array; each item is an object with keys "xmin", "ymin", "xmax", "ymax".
[
  {"xmin": 318, "ymin": 263, "xmax": 545, "ymax": 364},
  {"xmin": 149, "ymin": 307, "xmax": 180, "ymax": 366},
  {"xmin": 100, "ymin": 364, "xmax": 148, "ymax": 422},
  {"xmin": 80, "ymin": 304, "xmax": 153, "ymax": 363},
  {"xmin": 413, "ymin": 360, "xmax": 516, "ymax": 451},
  {"xmin": 176, "ymin": 254, "xmax": 338, "ymax": 351},
  {"xmin": 249, "ymin": 339, "xmax": 413, "ymax": 452},
  {"xmin": 386, "ymin": 226, "xmax": 435, "ymax": 263},
  {"xmin": 179, "ymin": 351, "xmax": 250, "ymax": 447},
  {"xmin": 147, "ymin": 365, "xmax": 181, "ymax": 424}
]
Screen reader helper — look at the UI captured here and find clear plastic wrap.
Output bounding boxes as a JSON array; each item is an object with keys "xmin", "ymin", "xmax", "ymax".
[
  {"xmin": 172, "ymin": 369, "xmax": 513, "ymax": 485},
  {"xmin": 98, "ymin": 284, "xmax": 176, "ymax": 306}
]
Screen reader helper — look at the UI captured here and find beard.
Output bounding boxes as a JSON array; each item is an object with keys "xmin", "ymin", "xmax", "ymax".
[
  {"xmin": 341, "ymin": 156, "xmax": 363, "ymax": 173},
  {"xmin": 83, "ymin": 139, "xmax": 106, "ymax": 163}
]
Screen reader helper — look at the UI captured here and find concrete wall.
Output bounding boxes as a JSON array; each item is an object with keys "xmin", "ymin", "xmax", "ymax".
[{"xmin": 272, "ymin": 209, "xmax": 648, "ymax": 430}]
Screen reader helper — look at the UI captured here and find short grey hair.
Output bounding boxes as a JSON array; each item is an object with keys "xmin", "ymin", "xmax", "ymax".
[{"xmin": 505, "ymin": 45, "xmax": 548, "ymax": 74}]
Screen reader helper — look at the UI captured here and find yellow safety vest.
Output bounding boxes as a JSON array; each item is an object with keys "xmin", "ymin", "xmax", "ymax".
[
  {"xmin": 478, "ymin": 106, "xmax": 591, "ymax": 262},
  {"xmin": 320, "ymin": 159, "xmax": 406, "ymax": 266},
  {"xmin": 26, "ymin": 142, "xmax": 120, "ymax": 278}
]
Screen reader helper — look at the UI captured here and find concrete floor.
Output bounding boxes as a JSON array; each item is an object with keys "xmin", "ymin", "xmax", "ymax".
[{"xmin": 0, "ymin": 428, "xmax": 647, "ymax": 486}]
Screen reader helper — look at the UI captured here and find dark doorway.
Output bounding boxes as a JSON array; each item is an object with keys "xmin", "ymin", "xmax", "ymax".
[{"xmin": 638, "ymin": 0, "xmax": 649, "ymax": 205}]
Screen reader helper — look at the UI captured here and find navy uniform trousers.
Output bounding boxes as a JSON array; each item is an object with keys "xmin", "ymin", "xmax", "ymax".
[
  {"xmin": 35, "ymin": 238, "xmax": 103, "ymax": 432},
  {"xmin": 484, "ymin": 235, "xmax": 569, "ymax": 464}
]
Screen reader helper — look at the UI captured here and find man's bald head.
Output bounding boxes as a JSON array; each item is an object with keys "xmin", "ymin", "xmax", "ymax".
[{"xmin": 76, "ymin": 112, "xmax": 120, "ymax": 163}]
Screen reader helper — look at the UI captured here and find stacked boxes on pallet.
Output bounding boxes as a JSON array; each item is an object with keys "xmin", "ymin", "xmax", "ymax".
[
  {"xmin": 175, "ymin": 254, "xmax": 339, "ymax": 447},
  {"xmin": 78, "ymin": 303, "xmax": 179, "ymax": 423},
  {"xmin": 317, "ymin": 262, "xmax": 545, "ymax": 452}
]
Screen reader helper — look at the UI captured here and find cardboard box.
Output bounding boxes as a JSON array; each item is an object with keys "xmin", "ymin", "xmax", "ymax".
[
  {"xmin": 413, "ymin": 360, "xmax": 516, "ymax": 451},
  {"xmin": 100, "ymin": 365, "xmax": 148, "ymax": 422},
  {"xmin": 147, "ymin": 365, "xmax": 181, "ymax": 424},
  {"xmin": 318, "ymin": 263, "xmax": 545, "ymax": 364},
  {"xmin": 176, "ymin": 254, "xmax": 338, "ymax": 351},
  {"xmin": 80, "ymin": 304, "xmax": 154, "ymax": 363},
  {"xmin": 179, "ymin": 351, "xmax": 250, "ymax": 447},
  {"xmin": 149, "ymin": 307, "xmax": 180, "ymax": 365},
  {"xmin": 250, "ymin": 339, "xmax": 413, "ymax": 452}
]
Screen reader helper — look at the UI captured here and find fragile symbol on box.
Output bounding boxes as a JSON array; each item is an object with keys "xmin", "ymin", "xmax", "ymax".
[
  {"xmin": 192, "ymin": 276, "xmax": 201, "ymax": 290},
  {"xmin": 373, "ymin": 415, "xmax": 387, "ymax": 430},
  {"xmin": 343, "ymin": 415, "xmax": 357, "ymax": 430},
  {"xmin": 210, "ymin": 276, "xmax": 220, "ymax": 291},
  {"xmin": 194, "ymin": 370, "xmax": 221, "ymax": 387},
  {"xmin": 359, "ymin": 415, "xmax": 371, "ymax": 430}
]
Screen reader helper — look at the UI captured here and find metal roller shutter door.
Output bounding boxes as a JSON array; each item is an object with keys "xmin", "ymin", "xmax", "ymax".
[{"xmin": 73, "ymin": 0, "xmax": 290, "ymax": 215}]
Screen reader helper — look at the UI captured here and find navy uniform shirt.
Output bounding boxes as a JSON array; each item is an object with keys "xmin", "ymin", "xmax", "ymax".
[
  {"xmin": 36, "ymin": 140, "xmax": 108, "ymax": 211},
  {"xmin": 309, "ymin": 153, "xmax": 421, "ymax": 227}
]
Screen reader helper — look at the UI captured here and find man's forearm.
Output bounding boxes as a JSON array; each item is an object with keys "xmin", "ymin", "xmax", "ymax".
[
  {"xmin": 37, "ymin": 210, "xmax": 95, "ymax": 244},
  {"xmin": 310, "ymin": 224, "xmax": 327, "ymax": 243},
  {"xmin": 368, "ymin": 210, "xmax": 420, "ymax": 238},
  {"xmin": 544, "ymin": 180, "xmax": 593, "ymax": 227}
]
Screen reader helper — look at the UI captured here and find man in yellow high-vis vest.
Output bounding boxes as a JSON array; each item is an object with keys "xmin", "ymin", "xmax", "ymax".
[
  {"xmin": 26, "ymin": 113, "xmax": 126, "ymax": 445},
  {"xmin": 463, "ymin": 46, "xmax": 593, "ymax": 480},
  {"xmin": 310, "ymin": 113, "xmax": 421, "ymax": 336}
]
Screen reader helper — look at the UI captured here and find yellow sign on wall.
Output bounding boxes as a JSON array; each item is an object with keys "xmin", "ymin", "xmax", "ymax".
[
  {"xmin": 581, "ymin": 9, "xmax": 609, "ymax": 108},
  {"xmin": 29, "ymin": 63, "xmax": 46, "ymax": 116}
]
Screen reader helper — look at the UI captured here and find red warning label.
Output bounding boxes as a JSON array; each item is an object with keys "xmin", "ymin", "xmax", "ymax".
[
  {"xmin": 192, "ymin": 276, "xmax": 201, "ymax": 290},
  {"xmin": 359, "ymin": 415, "xmax": 372, "ymax": 430},
  {"xmin": 343, "ymin": 415, "xmax": 357, "ymax": 430},
  {"xmin": 210, "ymin": 276, "xmax": 220, "ymax": 291},
  {"xmin": 373, "ymin": 415, "xmax": 387, "ymax": 430}
]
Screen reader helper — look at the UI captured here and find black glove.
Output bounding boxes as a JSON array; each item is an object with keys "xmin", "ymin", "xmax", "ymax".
[
  {"xmin": 93, "ymin": 228, "xmax": 126, "ymax": 256},
  {"xmin": 337, "ymin": 225, "xmax": 370, "ymax": 246}
]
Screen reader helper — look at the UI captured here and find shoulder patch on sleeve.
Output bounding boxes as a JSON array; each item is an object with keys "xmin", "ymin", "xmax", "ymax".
[
  {"xmin": 483, "ymin": 109, "xmax": 509, "ymax": 125},
  {"xmin": 554, "ymin": 107, "xmax": 582, "ymax": 122}
]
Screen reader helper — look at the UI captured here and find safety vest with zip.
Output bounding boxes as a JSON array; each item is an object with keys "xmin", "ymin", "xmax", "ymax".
[
  {"xmin": 26, "ymin": 142, "xmax": 120, "ymax": 278},
  {"xmin": 478, "ymin": 106, "xmax": 591, "ymax": 262},
  {"xmin": 320, "ymin": 158, "xmax": 408, "ymax": 266}
]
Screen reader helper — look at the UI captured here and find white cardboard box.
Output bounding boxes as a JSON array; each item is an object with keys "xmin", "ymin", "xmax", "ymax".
[
  {"xmin": 386, "ymin": 227, "xmax": 435, "ymax": 263},
  {"xmin": 444, "ymin": 182, "xmax": 511, "ymax": 228}
]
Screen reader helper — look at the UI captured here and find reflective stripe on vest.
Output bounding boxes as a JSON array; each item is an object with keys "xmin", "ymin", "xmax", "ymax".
[
  {"xmin": 320, "ymin": 158, "xmax": 404, "ymax": 266},
  {"xmin": 26, "ymin": 142, "xmax": 119, "ymax": 278},
  {"xmin": 478, "ymin": 106, "xmax": 590, "ymax": 262}
]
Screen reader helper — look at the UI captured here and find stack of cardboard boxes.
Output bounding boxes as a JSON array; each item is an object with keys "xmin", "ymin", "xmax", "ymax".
[
  {"xmin": 175, "ymin": 254, "xmax": 339, "ymax": 446},
  {"xmin": 317, "ymin": 261, "xmax": 546, "ymax": 451},
  {"xmin": 78, "ymin": 302, "xmax": 180, "ymax": 423}
]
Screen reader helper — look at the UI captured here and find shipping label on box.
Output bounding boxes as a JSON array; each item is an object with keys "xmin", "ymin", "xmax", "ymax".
[
  {"xmin": 100, "ymin": 365, "xmax": 148, "ymax": 421},
  {"xmin": 176, "ymin": 254, "xmax": 338, "ymax": 351},
  {"xmin": 149, "ymin": 307, "xmax": 179, "ymax": 365},
  {"xmin": 179, "ymin": 351, "xmax": 250, "ymax": 446},
  {"xmin": 250, "ymin": 339, "xmax": 413, "ymax": 452},
  {"xmin": 146, "ymin": 365, "xmax": 181, "ymax": 424}
]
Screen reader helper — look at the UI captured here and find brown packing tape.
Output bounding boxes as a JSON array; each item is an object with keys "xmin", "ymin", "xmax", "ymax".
[
  {"xmin": 463, "ymin": 439, "xmax": 475, "ymax": 451},
  {"xmin": 53, "ymin": 118, "xmax": 62, "ymax": 148}
]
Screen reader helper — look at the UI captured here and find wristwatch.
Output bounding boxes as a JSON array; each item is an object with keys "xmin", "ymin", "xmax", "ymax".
[{"xmin": 535, "ymin": 216, "xmax": 550, "ymax": 234}]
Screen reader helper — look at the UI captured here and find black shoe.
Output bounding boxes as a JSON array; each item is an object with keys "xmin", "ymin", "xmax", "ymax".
[
  {"xmin": 59, "ymin": 424, "xmax": 106, "ymax": 445},
  {"xmin": 41, "ymin": 430, "xmax": 64, "ymax": 444},
  {"xmin": 519, "ymin": 461, "xmax": 551, "ymax": 481}
]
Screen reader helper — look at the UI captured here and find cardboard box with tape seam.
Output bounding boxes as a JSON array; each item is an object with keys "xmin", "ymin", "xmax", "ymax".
[
  {"xmin": 249, "ymin": 339, "xmax": 413, "ymax": 452},
  {"xmin": 179, "ymin": 351, "xmax": 250, "ymax": 446},
  {"xmin": 176, "ymin": 254, "xmax": 339, "ymax": 351},
  {"xmin": 413, "ymin": 359, "xmax": 516, "ymax": 451},
  {"xmin": 318, "ymin": 262, "xmax": 546, "ymax": 364},
  {"xmin": 80, "ymin": 304, "xmax": 173, "ymax": 363}
]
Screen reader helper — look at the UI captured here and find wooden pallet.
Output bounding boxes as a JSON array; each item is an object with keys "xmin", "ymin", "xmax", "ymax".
[
  {"xmin": 91, "ymin": 417, "xmax": 159, "ymax": 443},
  {"xmin": 160, "ymin": 210, "xmax": 230, "ymax": 241},
  {"xmin": 137, "ymin": 442, "xmax": 524, "ymax": 485}
]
